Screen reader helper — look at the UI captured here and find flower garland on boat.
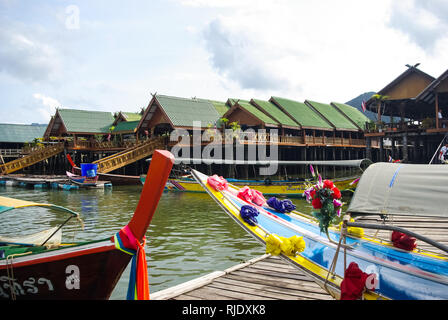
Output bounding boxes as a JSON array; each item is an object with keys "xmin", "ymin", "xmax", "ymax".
[
  {"xmin": 304, "ymin": 165, "xmax": 343, "ymax": 234},
  {"xmin": 207, "ymin": 174, "xmax": 305, "ymax": 257}
]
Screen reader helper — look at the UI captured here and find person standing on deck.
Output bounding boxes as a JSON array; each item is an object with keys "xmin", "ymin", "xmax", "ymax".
[{"xmin": 438, "ymin": 143, "xmax": 448, "ymax": 163}]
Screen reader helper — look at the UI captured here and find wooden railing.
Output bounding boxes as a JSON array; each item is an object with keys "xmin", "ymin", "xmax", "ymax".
[
  {"xmin": 0, "ymin": 149, "xmax": 22, "ymax": 157},
  {"xmin": 66, "ymin": 140, "xmax": 138, "ymax": 150},
  {"xmin": 0, "ymin": 143, "xmax": 65, "ymax": 175},
  {"xmin": 93, "ymin": 137, "xmax": 165, "ymax": 173}
]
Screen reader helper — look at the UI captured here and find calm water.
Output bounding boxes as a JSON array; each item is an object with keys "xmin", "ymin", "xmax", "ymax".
[{"xmin": 0, "ymin": 184, "xmax": 330, "ymax": 299}]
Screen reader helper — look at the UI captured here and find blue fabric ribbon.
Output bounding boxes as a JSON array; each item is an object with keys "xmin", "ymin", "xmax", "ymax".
[
  {"xmin": 114, "ymin": 232, "xmax": 138, "ymax": 300},
  {"xmin": 240, "ymin": 205, "xmax": 259, "ymax": 226},
  {"xmin": 267, "ymin": 197, "xmax": 296, "ymax": 213}
]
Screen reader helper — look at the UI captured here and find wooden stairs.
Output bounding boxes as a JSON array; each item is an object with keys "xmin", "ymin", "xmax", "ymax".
[
  {"xmin": 93, "ymin": 137, "xmax": 165, "ymax": 173},
  {"xmin": 0, "ymin": 143, "xmax": 65, "ymax": 175}
]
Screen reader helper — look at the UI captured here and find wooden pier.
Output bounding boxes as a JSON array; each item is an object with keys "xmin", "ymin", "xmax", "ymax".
[
  {"xmin": 152, "ymin": 214, "xmax": 448, "ymax": 301},
  {"xmin": 151, "ymin": 254, "xmax": 333, "ymax": 300}
]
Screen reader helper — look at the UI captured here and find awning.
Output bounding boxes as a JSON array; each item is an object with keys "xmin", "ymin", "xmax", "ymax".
[{"xmin": 347, "ymin": 163, "xmax": 448, "ymax": 217}]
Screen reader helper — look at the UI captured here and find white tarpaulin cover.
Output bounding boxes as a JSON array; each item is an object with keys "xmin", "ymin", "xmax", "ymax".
[{"xmin": 347, "ymin": 163, "xmax": 448, "ymax": 217}]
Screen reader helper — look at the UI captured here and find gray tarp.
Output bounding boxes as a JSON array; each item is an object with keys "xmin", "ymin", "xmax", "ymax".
[{"xmin": 347, "ymin": 163, "xmax": 448, "ymax": 217}]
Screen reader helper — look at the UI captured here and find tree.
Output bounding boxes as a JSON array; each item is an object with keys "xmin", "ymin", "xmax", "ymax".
[
  {"xmin": 219, "ymin": 117, "xmax": 229, "ymax": 129},
  {"xmin": 371, "ymin": 94, "xmax": 389, "ymax": 124}
]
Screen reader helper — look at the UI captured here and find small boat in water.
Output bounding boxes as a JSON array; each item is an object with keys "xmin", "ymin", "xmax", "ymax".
[
  {"xmin": 0, "ymin": 150, "xmax": 174, "ymax": 300},
  {"xmin": 191, "ymin": 162, "xmax": 448, "ymax": 300},
  {"xmin": 65, "ymin": 171, "xmax": 111, "ymax": 189}
]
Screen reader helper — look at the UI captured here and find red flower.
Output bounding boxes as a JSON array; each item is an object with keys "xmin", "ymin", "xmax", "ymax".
[
  {"xmin": 323, "ymin": 180, "xmax": 334, "ymax": 189},
  {"xmin": 312, "ymin": 197, "xmax": 322, "ymax": 209},
  {"xmin": 331, "ymin": 187, "xmax": 341, "ymax": 199},
  {"xmin": 310, "ymin": 189, "xmax": 316, "ymax": 199}
]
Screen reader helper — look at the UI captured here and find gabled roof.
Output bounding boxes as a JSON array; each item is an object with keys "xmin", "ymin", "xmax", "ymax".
[
  {"xmin": 45, "ymin": 108, "xmax": 115, "ymax": 137},
  {"xmin": 331, "ymin": 102, "xmax": 371, "ymax": 130},
  {"xmin": 269, "ymin": 96, "xmax": 333, "ymax": 131},
  {"xmin": 112, "ymin": 120, "xmax": 139, "ymax": 133},
  {"xmin": 0, "ymin": 123, "xmax": 46, "ymax": 143},
  {"xmin": 305, "ymin": 100, "xmax": 359, "ymax": 131},
  {"xmin": 225, "ymin": 99, "xmax": 279, "ymax": 127},
  {"xmin": 366, "ymin": 66, "xmax": 435, "ymax": 107},
  {"xmin": 112, "ymin": 111, "xmax": 142, "ymax": 126},
  {"xmin": 139, "ymin": 95, "xmax": 221, "ymax": 130},
  {"xmin": 416, "ymin": 68, "xmax": 448, "ymax": 104},
  {"xmin": 250, "ymin": 99, "xmax": 300, "ymax": 129},
  {"xmin": 121, "ymin": 112, "xmax": 142, "ymax": 122},
  {"xmin": 58, "ymin": 109, "xmax": 115, "ymax": 133}
]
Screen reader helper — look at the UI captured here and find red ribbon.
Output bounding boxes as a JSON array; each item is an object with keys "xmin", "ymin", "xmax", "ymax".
[
  {"xmin": 391, "ymin": 231, "xmax": 417, "ymax": 251},
  {"xmin": 340, "ymin": 262, "xmax": 376, "ymax": 300}
]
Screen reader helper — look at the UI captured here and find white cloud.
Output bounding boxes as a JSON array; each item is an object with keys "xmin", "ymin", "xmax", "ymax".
[
  {"xmin": 0, "ymin": 25, "xmax": 61, "ymax": 82},
  {"xmin": 388, "ymin": 0, "xmax": 448, "ymax": 51},
  {"xmin": 32, "ymin": 93, "xmax": 61, "ymax": 121},
  {"xmin": 195, "ymin": 0, "xmax": 415, "ymax": 102}
]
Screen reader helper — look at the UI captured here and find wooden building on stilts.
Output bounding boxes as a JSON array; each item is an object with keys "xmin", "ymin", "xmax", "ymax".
[{"xmin": 364, "ymin": 65, "xmax": 448, "ymax": 164}]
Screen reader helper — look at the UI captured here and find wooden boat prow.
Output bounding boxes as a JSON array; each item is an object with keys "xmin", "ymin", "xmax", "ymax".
[{"xmin": 0, "ymin": 150, "xmax": 174, "ymax": 300}]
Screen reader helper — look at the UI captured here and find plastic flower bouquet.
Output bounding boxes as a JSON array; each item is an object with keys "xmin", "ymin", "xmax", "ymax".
[{"xmin": 304, "ymin": 166, "xmax": 343, "ymax": 234}]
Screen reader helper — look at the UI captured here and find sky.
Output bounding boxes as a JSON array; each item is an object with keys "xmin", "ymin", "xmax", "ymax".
[{"xmin": 0, "ymin": 0, "xmax": 447, "ymax": 124}]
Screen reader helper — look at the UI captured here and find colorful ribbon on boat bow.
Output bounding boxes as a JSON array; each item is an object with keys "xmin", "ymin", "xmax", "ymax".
[
  {"xmin": 265, "ymin": 234, "xmax": 305, "ymax": 256},
  {"xmin": 391, "ymin": 231, "xmax": 417, "ymax": 251},
  {"xmin": 207, "ymin": 175, "xmax": 229, "ymax": 191},
  {"xmin": 340, "ymin": 262, "xmax": 377, "ymax": 300},
  {"xmin": 240, "ymin": 205, "xmax": 259, "ymax": 226},
  {"xmin": 266, "ymin": 197, "xmax": 296, "ymax": 213},
  {"xmin": 237, "ymin": 186, "xmax": 266, "ymax": 206},
  {"xmin": 114, "ymin": 225, "xmax": 150, "ymax": 300}
]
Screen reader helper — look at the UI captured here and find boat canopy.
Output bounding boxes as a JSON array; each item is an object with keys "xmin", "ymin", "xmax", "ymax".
[
  {"xmin": 347, "ymin": 163, "xmax": 448, "ymax": 218},
  {"xmin": 0, "ymin": 196, "xmax": 79, "ymax": 217}
]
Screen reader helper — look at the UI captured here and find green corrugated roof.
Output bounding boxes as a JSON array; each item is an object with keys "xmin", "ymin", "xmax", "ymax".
[
  {"xmin": 331, "ymin": 102, "xmax": 371, "ymax": 130},
  {"xmin": 208, "ymin": 100, "xmax": 230, "ymax": 116},
  {"xmin": 230, "ymin": 99, "xmax": 279, "ymax": 126},
  {"xmin": 251, "ymin": 99, "xmax": 299, "ymax": 128},
  {"xmin": 58, "ymin": 109, "xmax": 115, "ymax": 133},
  {"xmin": 0, "ymin": 123, "xmax": 46, "ymax": 143},
  {"xmin": 122, "ymin": 112, "xmax": 142, "ymax": 121},
  {"xmin": 156, "ymin": 95, "xmax": 221, "ymax": 128},
  {"xmin": 112, "ymin": 120, "xmax": 139, "ymax": 133},
  {"xmin": 270, "ymin": 97, "xmax": 333, "ymax": 130},
  {"xmin": 305, "ymin": 100, "xmax": 359, "ymax": 131}
]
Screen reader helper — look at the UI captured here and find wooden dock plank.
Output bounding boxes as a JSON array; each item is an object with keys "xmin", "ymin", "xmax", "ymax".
[
  {"xmin": 220, "ymin": 274, "xmax": 332, "ymax": 300},
  {"xmin": 190, "ymin": 285, "xmax": 275, "ymax": 300},
  {"xmin": 151, "ymin": 255, "xmax": 334, "ymax": 301}
]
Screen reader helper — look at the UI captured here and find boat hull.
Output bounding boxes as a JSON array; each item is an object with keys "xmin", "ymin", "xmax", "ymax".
[
  {"xmin": 73, "ymin": 167, "xmax": 141, "ymax": 185},
  {"xmin": 0, "ymin": 240, "xmax": 130, "ymax": 300},
  {"xmin": 142, "ymin": 176, "xmax": 356, "ymax": 197},
  {"xmin": 191, "ymin": 169, "xmax": 448, "ymax": 300}
]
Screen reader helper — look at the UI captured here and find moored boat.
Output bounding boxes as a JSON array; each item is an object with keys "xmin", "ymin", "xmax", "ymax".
[
  {"xmin": 143, "ymin": 175, "xmax": 356, "ymax": 197},
  {"xmin": 141, "ymin": 158, "xmax": 371, "ymax": 197},
  {"xmin": 0, "ymin": 149, "xmax": 174, "ymax": 300},
  {"xmin": 191, "ymin": 163, "xmax": 448, "ymax": 300}
]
